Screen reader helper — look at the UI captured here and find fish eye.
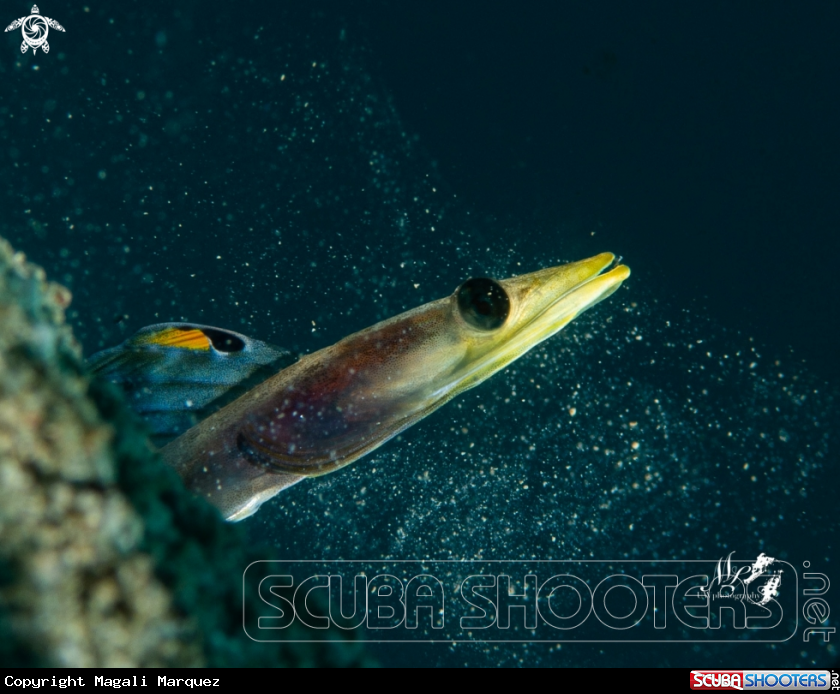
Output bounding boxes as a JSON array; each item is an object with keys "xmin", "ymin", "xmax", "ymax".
[{"xmin": 456, "ymin": 277, "xmax": 510, "ymax": 331}]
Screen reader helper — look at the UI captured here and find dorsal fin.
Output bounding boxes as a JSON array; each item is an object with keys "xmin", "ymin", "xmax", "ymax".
[{"xmin": 88, "ymin": 323, "xmax": 296, "ymax": 446}]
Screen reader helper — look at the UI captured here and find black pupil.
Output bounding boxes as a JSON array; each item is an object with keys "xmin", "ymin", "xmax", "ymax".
[{"xmin": 456, "ymin": 278, "xmax": 510, "ymax": 331}]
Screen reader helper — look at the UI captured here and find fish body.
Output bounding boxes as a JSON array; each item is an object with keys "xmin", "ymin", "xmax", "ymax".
[{"xmin": 91, "ymin": 253, "xmax": 631, "ymax": 521}]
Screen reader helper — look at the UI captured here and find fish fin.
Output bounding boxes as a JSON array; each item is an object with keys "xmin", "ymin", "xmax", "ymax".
[
  {"xmin": 88, "ymin": 323, "xmax": 296, "ymax": 445},
  {"xmin": 133, "ymin": 326, "xmax": 213, "ymax": 351}
]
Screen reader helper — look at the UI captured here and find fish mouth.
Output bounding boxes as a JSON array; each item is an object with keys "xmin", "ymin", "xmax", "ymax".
[
  {"xmin": 505, "ymin": 252, "xmax": 631, "ymax": 351},
  {"xmin": 450, "ymin": 253, "xmax": 631, "ymax": 393}
]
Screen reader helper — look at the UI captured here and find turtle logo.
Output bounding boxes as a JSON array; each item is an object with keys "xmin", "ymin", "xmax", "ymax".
[{"xmin": 5, "ymin": 5, "xmax": 64, "ymax": 55}]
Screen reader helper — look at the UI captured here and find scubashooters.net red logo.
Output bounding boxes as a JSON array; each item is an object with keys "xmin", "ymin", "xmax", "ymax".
[
  {"xmin": 689, "ymin": 670, "xmax": 833, "ymax": 690},
  {"xmin": 241, "ymin": 552, "xmax": 834, "ymax": 643}
]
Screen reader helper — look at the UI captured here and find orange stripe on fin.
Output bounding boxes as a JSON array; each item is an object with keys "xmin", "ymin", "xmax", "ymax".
[{"xmin": 136, "ymin": 327, "xmax": 211, "ymax": 351}]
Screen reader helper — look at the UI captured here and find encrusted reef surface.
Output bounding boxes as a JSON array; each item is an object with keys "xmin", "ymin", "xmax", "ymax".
[{"xmin": 0, "ymin": 236, "xmax": 371, "ymax": 667}]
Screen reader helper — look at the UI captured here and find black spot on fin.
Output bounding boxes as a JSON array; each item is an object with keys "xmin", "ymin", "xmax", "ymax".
[{"xmin": 201, "ymin": 327, "xmax": 246, "ymax": 353}]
